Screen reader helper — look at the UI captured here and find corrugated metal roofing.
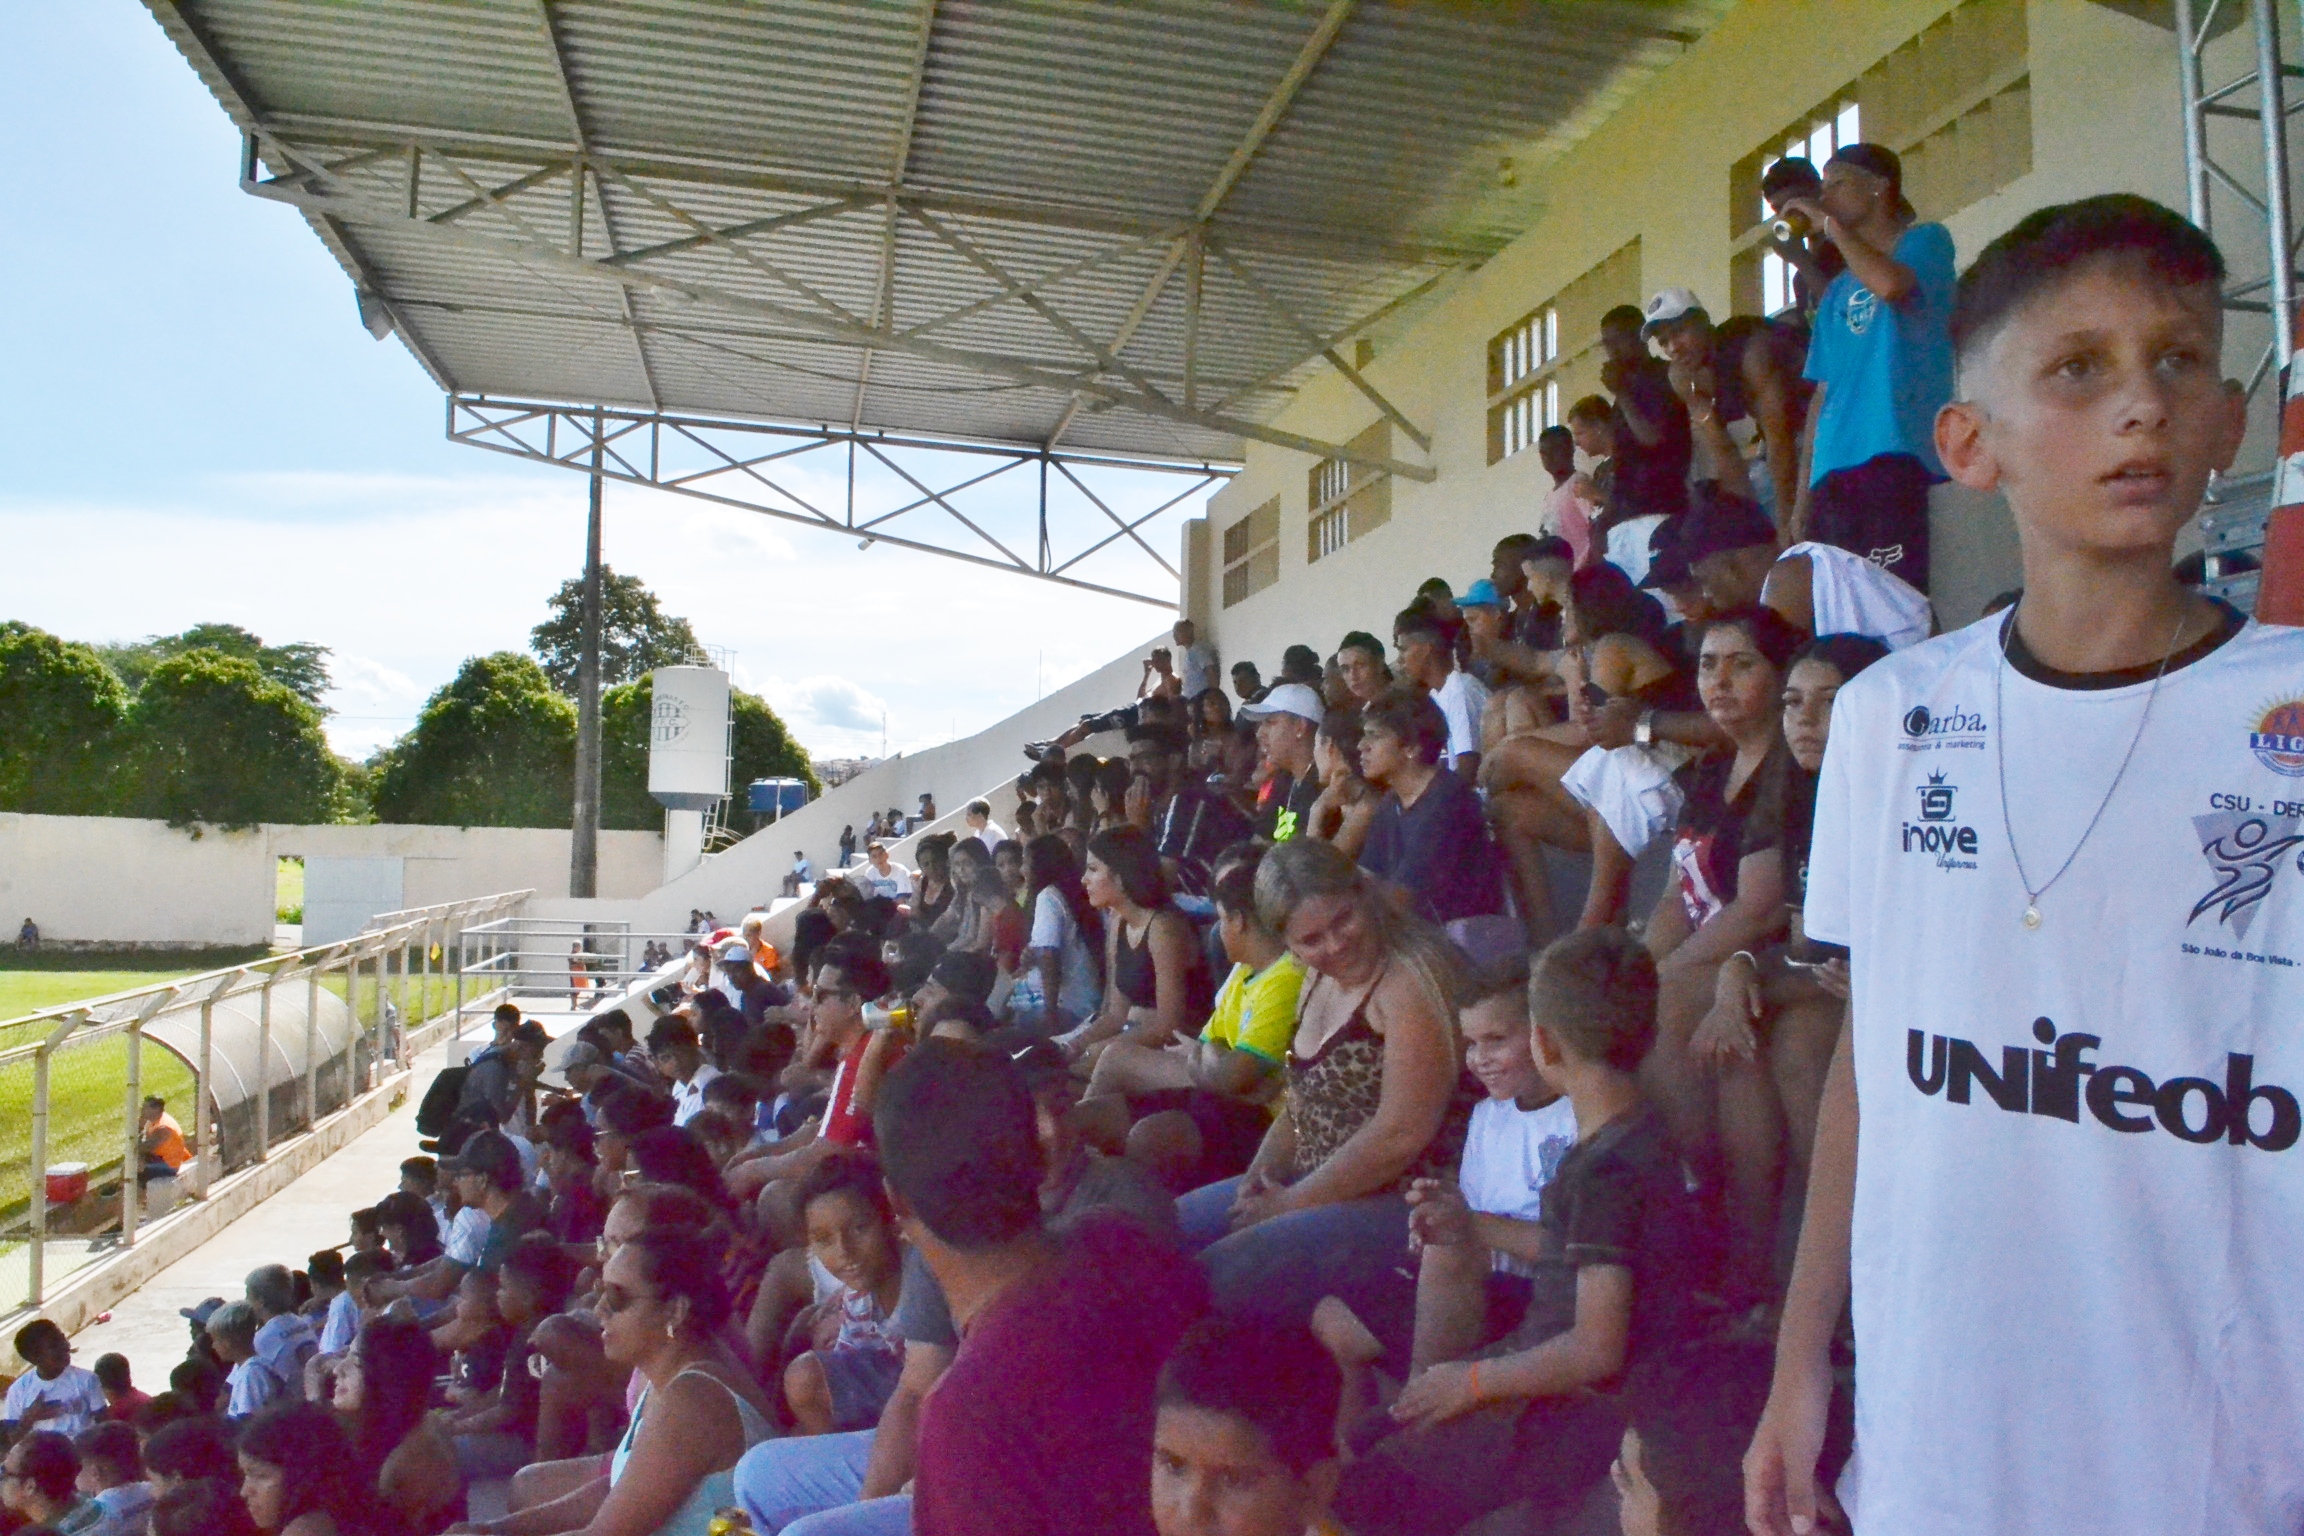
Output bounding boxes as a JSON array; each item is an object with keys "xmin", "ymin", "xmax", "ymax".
[{"xmin": 143, "ymin": 0, "xmax": 1730, "ymax": 466}]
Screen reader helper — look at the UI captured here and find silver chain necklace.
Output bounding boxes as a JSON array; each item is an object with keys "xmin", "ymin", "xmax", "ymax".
[{"xmin": 1993, "ymin": 603, "xmax": 2190, "ymax": 931}]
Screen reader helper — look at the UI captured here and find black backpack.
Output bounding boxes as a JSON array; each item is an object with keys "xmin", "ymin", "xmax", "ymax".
[{"xmin": 415, "ymin": 1065, "xmax": 470, "ymax": 1137}]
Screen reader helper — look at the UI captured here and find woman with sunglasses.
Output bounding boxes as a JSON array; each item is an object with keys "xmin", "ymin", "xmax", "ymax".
[{"xmin": 452, "ymin": 1229, "xmax": 770, "ymax": 1536}]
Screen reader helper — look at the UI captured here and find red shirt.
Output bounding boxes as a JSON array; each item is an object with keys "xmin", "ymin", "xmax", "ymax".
[
  {"xmin": 913, "ymin": 1214, "xmax": 1208, "ymax": 1536},
  {"xmin": 822, "ymin": 1032, "xmax": 907, "ymax": 1148}
]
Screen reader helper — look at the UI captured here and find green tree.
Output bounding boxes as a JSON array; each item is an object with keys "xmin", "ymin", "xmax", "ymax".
[
  {"xmin": 369, "ymin": 652, "xmax": 576, "ymax": 827},
  {"xmin": 124, "ymin": 650, "xmax": 341, "ymax": 829},
  {"xmin": 96, "ymin": 623, "xmax": 332, "ymax": 707},
  {"xmin": 529, "ymin": 568, "xmax": 705, "ymax": 694},
  {"xmin": 0, "ymin": 622, "xmax": 133, "ymax": 815},
  {"xmin": 599, "ymin": 676, "xmax": 819, "ymax": 830}
]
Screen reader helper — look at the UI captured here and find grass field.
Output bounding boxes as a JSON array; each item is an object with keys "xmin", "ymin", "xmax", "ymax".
[{"xmin": 277, "ymin": 856, "xmax": 303, "ymax": 924}]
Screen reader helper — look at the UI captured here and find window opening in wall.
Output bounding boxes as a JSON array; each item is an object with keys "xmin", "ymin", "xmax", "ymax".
[
  {"xmin": 1305, "ymin": 421, "xmax": 1394, "ymax": 563},
  {"xmin": 1221, "ymin": 497, "xmax": 1280, "ymax": 608},
  {"xmin": 1485, "ymin": 241, "xmax": 1640, "ymax": 465}
]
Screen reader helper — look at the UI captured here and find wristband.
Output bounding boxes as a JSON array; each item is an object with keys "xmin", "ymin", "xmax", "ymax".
[{"xmin": 1635, "ymin": 708, "xmax": 1656, "ymax": 748}]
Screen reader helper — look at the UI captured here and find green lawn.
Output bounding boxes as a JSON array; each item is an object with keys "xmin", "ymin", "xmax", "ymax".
[{"xmin": 277, "ymin": 856, "xmax": 304, "ymax": 924}]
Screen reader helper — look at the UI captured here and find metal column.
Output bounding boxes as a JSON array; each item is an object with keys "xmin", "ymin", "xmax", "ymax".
[{"xmin": 570, "ymin": 410, "xmax": 606, "ymax": 898}]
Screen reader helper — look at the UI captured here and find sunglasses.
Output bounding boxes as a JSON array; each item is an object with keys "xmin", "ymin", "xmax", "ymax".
[{"xmin": 596, "ymin": 1283, "xmax": 658, "ymax": 1316}]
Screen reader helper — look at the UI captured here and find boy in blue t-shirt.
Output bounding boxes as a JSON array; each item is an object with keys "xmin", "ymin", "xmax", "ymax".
[{"xmin": 1778, "ymin": 142, "xmax": 1956, "ymax": 593}]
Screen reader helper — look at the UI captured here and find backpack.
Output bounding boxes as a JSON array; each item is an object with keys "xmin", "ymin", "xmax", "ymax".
[{"xmin": 415, "ymin": 1065, "xmax": 470, "ymax": 1137}]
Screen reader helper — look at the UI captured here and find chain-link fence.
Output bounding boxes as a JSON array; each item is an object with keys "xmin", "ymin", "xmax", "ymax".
[{"xmin": 0, "ymin": 890, "xmax": 531, "ymax": 1313}]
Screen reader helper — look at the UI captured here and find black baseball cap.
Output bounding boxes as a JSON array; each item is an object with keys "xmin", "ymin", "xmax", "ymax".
[
  {"xmin": 1674, "ymin": 489, "xmax": 1777, "ymax": 566},
  {"xmin": 444, "ymin": 1129, "xmax": 522, "ymax": 1189},
  {"xmin": 1826, "ymin": 142, "xmax": 1914, "ymax": 220},
  {"xmin": 927, "ymin": 950, "xmax": 998, "ymax": 1008}
]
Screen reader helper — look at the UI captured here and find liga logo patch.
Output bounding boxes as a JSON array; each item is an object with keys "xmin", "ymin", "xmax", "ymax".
[{"xmin": 2250, "ymin": 700, "xmax": 2304, "ymax": 777}]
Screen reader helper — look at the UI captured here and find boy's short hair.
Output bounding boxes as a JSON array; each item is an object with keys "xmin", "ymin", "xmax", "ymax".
[
  {"xmin": 1625, "ymin": 1336, "xmax": 1778, "ymax": 1536},
  {"xmin": 1337, "ymin": 630, "xmax": 1385, "ymax": 663},
  {"xmin": 1465, "ymin": 948, "xmax": 1533, "ymax": 1008},
  {"xmin": 1565, "ymin": 393, "xmax": 1614, "ymax": 426},
  {"xmin": 967, "ymin": 799, "xmax": 992, "ymax": 818},
  {"xmin": 74, "ymin": 1420, "xmax": 141, "ymax": 1480},
  {"xmin": 1360, "ymin": 688, "xmax": 1450, "ymax": 767},
  {"xmin": 343, "ymin": 1249, "xmax": 397, "ymax": 1287},
  {"xmin": 142, "ymin": 1414, "xmax": 239, "ymax": 1483},
  {"xmin": 501, "ymin": 1234, "xmax": 580, "ymax": 1314},
  {"xmin": 1530, "ymin": 927, "xmax": 1658, "ymax": 1073},
  {"xmin": 1157, "ymin": 1316, "xmax": 1341, "ymax": 1478},
  {"xmin": 492, "ymin": 1002, "xmax": 522, "ymax": 1025},
  {"xmin": 12, "ymin": 1320, "xmax": 63, "ymax": 1364},
  {"xmin": 1951, "ymin": 194, "xmax": 2224, "ymax": 369},
  {"xmin": 1760, "ymin": 155, "xmax": 1820, "ymax": 199},
  {"xmin": 794, "ymin": 1149, "xmax": 893, "ymax": 1227},
  {"xmin": 91, "ymin": 1353, "xmax": 132, "ymax": 1393},
  {"xmin": 818, "ymin": 935, "xmax": 891, "ymax": 999},
  {"xmin": 305, "ymin": 1250, "xmax": 345, "ymax": 1290},
  {"xmin": 11, "ymin": 1431, "xmax": 77, "ymax": 1502},
  {"xmin": 1600, "ymin": 302, "xmax": 1646, "ymax": 334},
  {"xmin": 398, "ymin": 1155, "xmax": 438, "ymax": 1190},
  {"xmin": 874, "ymin": 1040, "xmax": 1044, "ymax": 1250},
  {"xmin": 206, "ymin": 1300, "xmax": 260, "ymax": 1349}
]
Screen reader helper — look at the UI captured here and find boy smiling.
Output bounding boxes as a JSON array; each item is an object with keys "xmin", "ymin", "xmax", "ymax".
[{"xmin": 1749, "ymin": 195, "xmax": 2304, "ymax": 1535}]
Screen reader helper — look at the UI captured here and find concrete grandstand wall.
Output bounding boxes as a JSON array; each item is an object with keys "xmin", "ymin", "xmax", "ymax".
[{"xmin": 0, "ymin": 813, "xmax": 660, "ymax": 949}]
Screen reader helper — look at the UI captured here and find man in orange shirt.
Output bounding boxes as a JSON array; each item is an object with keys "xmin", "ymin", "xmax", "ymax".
[{"xmin": 138, "ymin": 1096, "xmax": 190, "ymax": 1191}]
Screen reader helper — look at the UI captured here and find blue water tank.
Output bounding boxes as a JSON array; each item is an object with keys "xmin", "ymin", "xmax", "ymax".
[{"xmin": 747, "ymin": 778, "xmax": 810, "ymax": 817}]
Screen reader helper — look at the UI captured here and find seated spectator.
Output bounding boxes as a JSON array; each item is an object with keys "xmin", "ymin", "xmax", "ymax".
[
  {"xmin": 1680, "ymin": 485, "xmax": 1932, "ymax": 651},
  {"xmin": 90, "ymin": 1353, "xmax": 146, "ymax": 1425},
  {"xmin": 210, "ymin": 1302, "xmax": 287, "ymax": 1419},
  {"xmin": 1229, "ymin": 659, "xmax": 1265, "ymax": 706},
  {"xmin": 847, "ymin": 843, "xmax": 911, "ymax": 904},
  {"xmin": 784, "ymin": 1155, "xmax": 905, "ymax": 1436},
  {"xmin": 72, "ymin": 1420, "xmax": 149, "ymax": 1536},
  {"xmin": 1187, "ymin": 688, "xmax": 1256, "ymax": 789},
  {"xmin": 1393, "ymin": 605, "xmax": 1489, "ymax": 780},
  {"xmin": 166, "ymin": 1354, "xmax": 225, "ymax": 1418},
  {"xmin": 783, "ymin": 849, "xmax": 814, "ymax": 899},
  {"xmin": 933, "ymin": 839, "xmax": 1024, "ymax": 974},
  {"xmin": 1334, "ymin": 632, "xmax": 1391, "ymax": 705},
  {"xmin": 3, "ymin": 1320, "xmax": 106, "ymax": 1436},
  {"xmin": 1616, "ymin": 1335, "xmax": 1783, "ymax": 1536},
  {"xmin": 1061, "ymin": 826, "xmax": 1208, "ymax": 1067},
  {"xmin": 3, "ymin": 1430, "xmax": 94, "ymax": 1534},
  {"xmin": 475, "ymin": 1230, "xmax": 772, "ymax": 1536},
  {"xmin": 874, "ymin": 1040, "xmax": 1208, "ymax": 1536},
  {"xmin": 1563, "ymin": 397, "xmax": 1669, "ymax": 586},
  {"xmin": 144, "ymin": 1414, "xmax": 240, "ymax": 1497},
  {"xmin": 139, "ymin": 1095, "xmax": 193, "ymax": 1194},
  {"xmin": 1138, "ymin": 722, "xmax": 1254, "ymax": 897},
  {"xmin": 1355, "ymin": 689, "xmax": 1505, "ymax": 928},
  {"xmin": 1693, "ymin": 634, "xmax": 1882, "ymax": 1300},
  {"xmin": 1331, "ymin": 929, "xmax": 1713, "ymax": 1536},
  {"xmin": 588, "ymin": 1083, "xmax": 674, "ymax": 1205},
  {"xmin": 246, "ymin": 1264, "xmax": 318, "ymax": 1384},
  {"xmin": 447, "ymin": 1235, "xmax": 579, "ymax": 1484},
  {"xmin": 349, "ymin": 1205, "xmax": 388, "ymax": 1257},
  {"xmin": 334, "ymin": 1315, "xmax": 463, "ymax": 1534},
  {"xmin": 963, "ymin": 799, "xmax": 1006, "ymax": 851},
  {"xmin": 153, "ymin": 1477, "xmax": 262, "ymax": 1536},
  {"xmin": 991, "ymin": 838, "xmax": 1027, "ymax": 900},
  {"xmin": 1239, "ymin": 684, "xmax": 1323, "ymax": 844},
  {"xmin": 1304, "ymin": 707, "xmax": 1379, "ymax": 860},
  {"xmin": 303, "ymin": 1250, "xmax": 347, "ymax": 1324},
  {"xmin": 1010, "ymin": 834, "xmax": 1104, "ymax": 1034},
  {"xmin": 649, "ymin": 1017, "xmax": 721, "ymax": 1127},
  {"xmin": 1084, "ymin": 851, "xmax": 1300, "ymax": 1189},
  {"xmin": 1536, "ymin": 425, "xmax": 1602, "ymax": 569},
  {"xmin": 1150, "ymin": 1317, "xmax": 1343, "ymax": 1536},
  {"xmin": 1178, "ymin": 839, "xmax": 1473, "ymax": 1360},
  {"xmin": 237, "ymin": 1401, "xmax": 367, "ymax": 1536},
  {"xmin": 908, "ymin": 948, "xmax": 995, "ymax": 1040},
  {"xmin": 1643, "ymin": 606, "xmax": 1803, "ymax": 1298},
  {"xmin": 323, "ymin": 1249, "xmax": 395, "ymax": 1356}
]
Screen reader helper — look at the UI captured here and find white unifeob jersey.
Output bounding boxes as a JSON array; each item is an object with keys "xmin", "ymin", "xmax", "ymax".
[{"xmin": 1805, "ymin": 610, "xmax": 2304, "ymax": 1536}]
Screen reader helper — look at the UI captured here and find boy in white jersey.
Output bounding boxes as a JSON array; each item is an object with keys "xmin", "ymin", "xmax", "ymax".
[{"xmin": 1747, "ymin": 195, "xmax": 2304, "ymax": 1536}]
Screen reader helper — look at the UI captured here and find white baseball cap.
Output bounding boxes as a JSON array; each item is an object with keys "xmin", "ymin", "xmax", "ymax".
[
  {"xmin": 1641, "ymin": 286, "xmax": 1704, "ymax": 333},
  {"xmin": 1239, "ymin": 682, "xmax": 1325, "ymax": 726}
]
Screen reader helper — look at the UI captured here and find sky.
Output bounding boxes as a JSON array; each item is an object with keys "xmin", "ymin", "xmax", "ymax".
[{"xmin": 0, "ymin": 6, "xmax": 1198, "ymax": 761}]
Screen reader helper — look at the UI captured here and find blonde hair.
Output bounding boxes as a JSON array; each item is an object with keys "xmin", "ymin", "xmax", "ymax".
[{"xmin": 1252, "ymin": 838, "xmax": 1464, "ymax": 1017}]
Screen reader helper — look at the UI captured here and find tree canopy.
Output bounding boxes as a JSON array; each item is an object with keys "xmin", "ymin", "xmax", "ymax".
[
  {"xmin": 369, "ymin": 652, "xmax": 576, "ymax": 827},
  {"xmin": 0, "ymin": 622, "xmax": 132, "ymax": 815},
  {"xmin": 600, "ymin": 676, "xmax": 819, "ymax": 830},
  {"xmin": 529, "ymin": 567, "xmax": 706, "ymax": 693},
  {"xmin": 122, "ymin": 650, "xmax": 341, "ymax": 829},
  {"xmin": 96, "ymin": 622, "xmax": 332, "ymax": 707}
]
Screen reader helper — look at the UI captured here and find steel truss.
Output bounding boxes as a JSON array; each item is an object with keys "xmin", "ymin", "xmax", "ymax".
[{"xmin": 449, "ymin": 397, "xmax": 1226, "ymax": 608}]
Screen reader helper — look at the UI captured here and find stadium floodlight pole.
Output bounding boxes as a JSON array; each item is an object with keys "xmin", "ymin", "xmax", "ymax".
[{"xmin": 571, "ymin": 410, "xmax": 606, "ymax": 899}]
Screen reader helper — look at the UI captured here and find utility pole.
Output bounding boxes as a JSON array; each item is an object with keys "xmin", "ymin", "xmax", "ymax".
[{"xmin": 570, "ymin": 410, "xmax": 605, "ymax": 897}]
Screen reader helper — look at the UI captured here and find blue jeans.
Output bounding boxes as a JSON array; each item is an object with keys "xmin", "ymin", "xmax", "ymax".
[
  {"xmin": 736, "ymin": 1430, "xmax": 877, "ymax": 1534},
  {"xmin": 1178, "ymin": 1177, "xmax": 1418, "ymax": 1368}
]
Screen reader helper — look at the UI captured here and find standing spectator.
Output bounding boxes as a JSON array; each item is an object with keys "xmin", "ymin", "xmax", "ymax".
[
  {"xmin": 1598, "ymin": 302, "xmax": 1692, "ymax": 529},
  {"xmin": 1536, "ymin": 426, "xmax": 1601, "ymax": 569},
  {"xmin": 1355, "ymin": 691, "xmax": 1505, "ymax": 927},
  {"xmin": 963, "ymin": 800, "xmax": 1007, "ymax": 852},
  {"xmin": 1392, "ymin": 607, "xmax": 1489, "ymax": 780},
  {"xmin": 71, "ymin": 1421, "xmax": 149, "ymax": 1536},
  {"xmin": 1229, "ymin": 660, "xmax": 1265, "ymax": 706},
  {"xmin": 1644, "ymin": 288, "xmax": 1811, "ymax": 521},
  {"xmin": 1759, "ymin": 156, "xmax": 1844, "ymax": 321},
  {"xmin": 1240, "ymin": 683, "xmax": 1324, "ymax": 844},
  {"xmin": 876, "ymin": 1040, "xmax": 1209, "ymax": 1536},
  {"xmin": 1172, "ymin": 619, "xmax": 1219, "ymax": 700},
  {"xmin": 838, "ymin": 824, "xmax": 857, "ymax": 867},
  {"xmin": 1777, "ymin": 142, "xmax": 1956, "ymax": 590},
  {"xmin": 2, "ymin": 1431, "xmax": 94, "ymax": 1533},
  {"xmin": 2, "ymin": 1321, "xmax": 106, "ymax": 1437}
]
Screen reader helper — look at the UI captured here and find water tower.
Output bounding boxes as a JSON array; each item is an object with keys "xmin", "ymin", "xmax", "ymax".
[{"xmin": 647, "ymin": 665, "xmax": 731, "ymax": 884}]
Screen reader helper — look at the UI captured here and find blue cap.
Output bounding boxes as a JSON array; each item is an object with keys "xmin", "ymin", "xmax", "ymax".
[{"xmin": 1457, "ymin": 578, "xmax": 1504, "ymax": 610}]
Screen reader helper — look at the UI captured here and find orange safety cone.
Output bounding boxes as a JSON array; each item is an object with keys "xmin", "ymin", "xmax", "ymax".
[{"xmin": 2259, "ymin": 314, "xmax": 2304, "ymax": 625}]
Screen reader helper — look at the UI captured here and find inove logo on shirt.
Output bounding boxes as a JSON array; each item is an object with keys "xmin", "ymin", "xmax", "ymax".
[
  {"xmin": 1906, "ymin": 1016, "xmax": 2299, "ymax": 1150},
  {"xmin": 1899, "ymin": 771, "xmax": 1979, "ymax": 868}
]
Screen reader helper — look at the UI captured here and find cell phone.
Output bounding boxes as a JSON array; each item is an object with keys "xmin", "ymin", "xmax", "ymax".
[{"xmin": 1784, "ymin": 941, "xmax": 1850, "ymax": 970}]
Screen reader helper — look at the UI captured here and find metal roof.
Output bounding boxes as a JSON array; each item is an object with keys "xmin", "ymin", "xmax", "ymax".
[{"xmin": 144, "ymin": 0, "xmax": 1731, "ymax": 473}]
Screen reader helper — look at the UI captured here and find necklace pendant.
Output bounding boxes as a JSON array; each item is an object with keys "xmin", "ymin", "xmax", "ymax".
[{"xmin": 2022, "ymin": 904, "xmax": 2043, "ymax": 931}]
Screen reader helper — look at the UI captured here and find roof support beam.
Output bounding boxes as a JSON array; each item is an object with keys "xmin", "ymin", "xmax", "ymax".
[
  {"xmin": 249, "ymin": 171, "xmax": 1432, "ymax": 481},
  {"xmin": 854, "ymin": 0, "xmax": 939, "ymax": 429},
  {"xmin": 1046, "ymin": 237, "xmax": 1190, "ymax": 450},
  {"xmin": 1207, "ymin": 238, "xmax": 1431, "ymax": 453},
  {"xmin": 1196, "ymin": 0, "xmax": 1353, "ymax": 223}
]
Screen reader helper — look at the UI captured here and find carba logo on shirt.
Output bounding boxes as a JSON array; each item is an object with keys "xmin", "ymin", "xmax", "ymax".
[
  {"xmin": 2249, "ymin": 699, "xmax": 2304, "ymax": 776},
  {"xmin": 1898, "ymin": 704, "xmax": 1987, "ymax": 753},
  {"xmin": 1906, "ymin": 1017, "xmax": 2299, "ymax": 1151}
]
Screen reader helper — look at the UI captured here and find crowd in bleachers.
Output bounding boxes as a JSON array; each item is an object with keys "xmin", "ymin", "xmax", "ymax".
[{"xmin": 7, "ymin": 163, "xmax": 2292, "ymax": 1536}]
